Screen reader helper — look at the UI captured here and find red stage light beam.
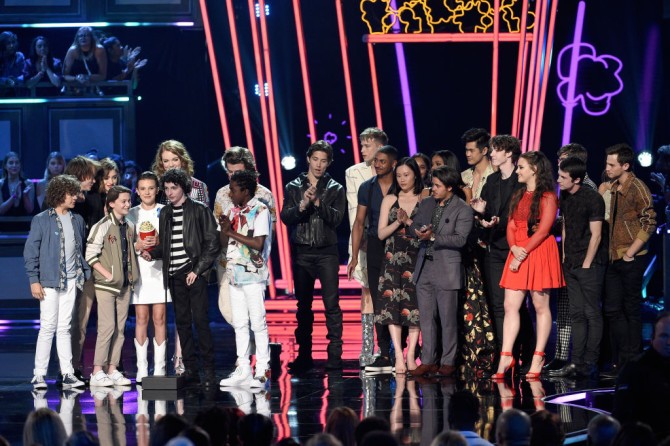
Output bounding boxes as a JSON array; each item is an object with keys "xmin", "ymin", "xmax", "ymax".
[
  {"xmin": 367, "ymin": 42, "xmax": 383, "ymax": 129},
  {"xmin": 512, "ymin": 0, "xmax": 530, "ymax": 137},
  {"xmin": 534, "ymin": 0, "xmax": 559, "ymax": 149},
  {"xmin": 292, "ymin": 0, "xmax": 317, "ymax": 143},
  {"xmin": 528, "ymin": 0, "xmax": 548, "ymax": 151},
  {"xmin": 335, "ymin": 0, "xmax": 360, "ymax": 164},
  {"xmin": 521, "ymin": 0, "xmax": 544, "ymax": 152},
  {"xmin": 491, "ymin": 0, "xmax": 500, "ymax": 136}
]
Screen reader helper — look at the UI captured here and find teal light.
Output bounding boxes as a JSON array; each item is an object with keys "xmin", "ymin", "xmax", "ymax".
[{"xmin": 0, "ymin": 98, "xmax": 47, "ymax": 104}]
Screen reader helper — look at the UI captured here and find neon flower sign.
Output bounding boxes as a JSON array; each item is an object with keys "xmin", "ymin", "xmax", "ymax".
[{"xmin": 558, "ymin": 1, "xmax": 624, "ymax": 145}]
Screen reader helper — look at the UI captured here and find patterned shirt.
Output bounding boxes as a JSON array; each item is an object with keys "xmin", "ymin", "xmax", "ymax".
[{"xmin": 169, "ymin": 205, "xmax": 189, "ymax": 274}]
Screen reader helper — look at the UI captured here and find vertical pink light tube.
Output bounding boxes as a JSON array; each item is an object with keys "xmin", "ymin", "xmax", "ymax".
[
  {"xmin": 367, "ymin": 42, "xmax": 383, "ymax": 129},
  {"xmin": 292, "ymin": 0, "xmax": 317, "ymax": 143},
  {"xmin": 258, "ymin": 0, "xmax": 293, "ymax": 291},
  {"xmin": 534, "ymin": 0, "xmax": 559, "ymax": 149},
  {"xmin": 225, "ymin": 0, "xmax": 254, "ymax": 154},
  {"xmin": 512, "ymin": 0, "xmax": 530, "ymax": 137},
  {"xmin": 390, "ymin": 0, "xmax": 417, "ymax": 155},
  {"xmin": 561, "ymin": 1, "xmax": 586, "ymax": 146},
  {"xmin": 528, "ymin": 0, "xmax": 548, "ymax": 151},
  {"xmin": 491, "ymin": 0, "xmax": 500, "ymax": 136},
  {"xmin": 199, "ymin": 0, "xmax": 231, "ymax": 148},
  {"xmin": 335, "ymin": 0, "xmax": 361, "ymax": 164},
  {"xmin": 521, "ymin": 0, "xmax": 544, "ymax": 152},
  {"xmin": 247, "ymin": 0, "xmax": 290, "ymax": 285}
]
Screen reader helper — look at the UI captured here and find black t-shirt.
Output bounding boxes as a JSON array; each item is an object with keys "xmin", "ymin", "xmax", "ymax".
[{"xmin": 560, "ymin": 186, "xmax": 607, "ymax": 268}]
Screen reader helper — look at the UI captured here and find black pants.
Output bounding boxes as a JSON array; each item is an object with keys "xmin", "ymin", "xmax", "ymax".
[
  {"xmin": 604, "ymin": 255, "xmax": 647, "ymax": 365},
  {"xmin": 294, "ymin": 251, "xmax": 343, "ymax": 359},
  {"xmin": 484, "ymin": 250, "xmax": 535, "ymax": 362},
  {"xmin": 367, "ymin": 235, "xmax": 391, "ymax": 357},
  {"xmin": 169, "ymin": 273, "xmax": 215, "ymax": 371},
  {"xmin": 564, "ymin": 264, "xmax": 605, "ymax": 367}
]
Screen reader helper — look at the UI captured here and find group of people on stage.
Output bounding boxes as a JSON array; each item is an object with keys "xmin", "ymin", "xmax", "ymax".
[{"xmin": 21, "ymin": 123, "xmax": 659, "ymax": 392}]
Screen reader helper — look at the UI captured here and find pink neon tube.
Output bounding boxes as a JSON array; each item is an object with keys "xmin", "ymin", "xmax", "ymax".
[
  {"xmin": 258, "ymin": 0, "xmax": 293, "ymax": 291},
  {"xmin": 491, "ymin": 0, "xmax": 500, "ymax": 136},
  {"xmin": 198, "ymin": 0, "xmax": 231, "ymax": 148},
  {"xmin": 521, "ymin": 0, "xmax": 543, "ymax": 152},
  {"xmin": 534, "ymin": 0, "xmax": 559, "ymax": 149},
  {"xmin": 528, "ymin": 0, "xmax": 548, "ymax": 151},
  {"xmin": 367, "ymin": 42, "xmax": 383, "ymax": 129},
  {"xmin": 225, "ymin": 0, "xmax": 254, "ymax": 154},
  {"xmin": 512, "ymin": 0, "xmax": 530, "ymax": 137},
  {"xmin": 335, "ymin": 0, "xmax": 360, "ymax": 164},
  {"xmin": 292, "ymin": 0, "xmax": 317, "ymax": 143}
]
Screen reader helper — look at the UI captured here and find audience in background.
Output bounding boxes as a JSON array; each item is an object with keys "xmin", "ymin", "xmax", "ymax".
[
  {"xmin": 354, "ymin": 416, "xmax": 391, "ymax": 446},
  {"xmin": 0, "ymin": 31, "xmax": 26, "ymax": 88},
  {"xmin": 431, "ymin": 431, "xmax": 468, "ymax": 446},
  {"xmin": 325, "ymin": 407, "xmax": 358, "ymax": 446},
  {"xmin": 62, "ymin": 26, "xmax": 107, "ymax": 94},
  {"xmin": 35, "ymin": 151, "xmax": 65, "ymax": 210},
  {"xmin": 103, "ymin": 36, "xmax": 147, "ymax": 82},
  {"xmin": 238, "ymin": 413, "xmax": 274, "ymax": 446},
  {"xmin": 307, "ymin": 433, "xmax": 343, "ymax": 446},
  {"xmin": 448, "ymin": 390, "xmax": 493, "ymax": 446},
  {"xmin": 587, "ymin": 414, "xmax": 621, "ymax": 446},
  {"xmin": 495, "ymin": 409, "xmax": 531, "ymax": 446},
  {"xmin": 0, "ymin": 151, "xmax": 36, "ymax": 217},
  {"xmin": 151, "ymin": 413, "xmax": 190, "ymax": 446},
  {"xmin": 25, "ymin": 36, "xmax": 62, "ymax": 89},
  {"xmin": 611, "ymin": 422, "xmax": 656, "ymax": 446},
  {"xmin": 530, "ymin": 410, "xmax": 565, "ymax": 446},
  {"xmin": 23, "ymin": 407, "xmax": 67, "ymax": 446}
]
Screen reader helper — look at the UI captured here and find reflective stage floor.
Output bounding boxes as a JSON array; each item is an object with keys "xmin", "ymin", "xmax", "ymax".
[{"xmin": 0, "ymin": 285, "xmax": 622, "ymax": 445}]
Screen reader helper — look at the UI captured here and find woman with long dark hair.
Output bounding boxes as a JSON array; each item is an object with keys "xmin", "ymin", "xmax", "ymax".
[
  {"xmin": 35, "ymin": 151, "xmax": 65, "ymax": 210},
  {"xmin": 493, "ymin": 151, "xmax": 564, "ymax": 380},
  {"xmin": 25, "ymin": 36, "xmax": 62, "ymax": 88},
  {"xmin": 377, "ymin": 157, "xmax": 427, "ymax": 373}
]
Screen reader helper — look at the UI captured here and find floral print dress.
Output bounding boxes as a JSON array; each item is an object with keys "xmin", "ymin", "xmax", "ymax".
[{"xmin": 376, "ymin": 199, "xmax": 420, "ymax": 326}]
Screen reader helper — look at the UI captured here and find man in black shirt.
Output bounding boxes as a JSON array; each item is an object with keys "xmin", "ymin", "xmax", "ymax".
[
  {"xmin": 553, "ymin": 157, "xmax": 607, "ymax": 378},
  {"xmin": 472, "ymin": 135, "xmax": 535, "ymax": 373}
]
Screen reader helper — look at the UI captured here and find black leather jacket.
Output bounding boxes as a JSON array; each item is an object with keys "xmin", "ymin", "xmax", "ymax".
[
  {"xmin": 280, "ymin": 172, "xmax": 345, "ymax": 248},
  {"xmin": 151, "ymin": 197, "xmax": 221, "ymax": 287}
]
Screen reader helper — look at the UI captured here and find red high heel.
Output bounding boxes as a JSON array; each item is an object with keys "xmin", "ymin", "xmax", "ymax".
[
  {"xmin": 491, "ymin": 352, "xmax": 516, "ymax": 380},
  {"xmin": 524, "ymin": 351, "xmax": 546, "ymax": 380}
]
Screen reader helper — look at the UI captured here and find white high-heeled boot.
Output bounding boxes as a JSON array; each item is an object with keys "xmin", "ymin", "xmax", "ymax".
[
  {"xmin": 134, "ymin": 339, "xmax": 149, "ymax": 383},
  {"xmin": 153, "ymin": 339, "xmax": 166, "ymax": 376}
]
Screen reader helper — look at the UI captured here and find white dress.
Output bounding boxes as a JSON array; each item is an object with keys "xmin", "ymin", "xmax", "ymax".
[{"xmin": 129, "ymin": 204, "xmax": 172, "ymax": 305}]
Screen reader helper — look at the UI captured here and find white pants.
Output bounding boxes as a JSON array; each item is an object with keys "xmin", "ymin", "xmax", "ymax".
[
  {"xmin": 34, "ymin": 281, "xmax": 77, "ymax": 376},
  {"xmin": 229, "ymin": 282, "xmax": 270, "ymax": 371}
]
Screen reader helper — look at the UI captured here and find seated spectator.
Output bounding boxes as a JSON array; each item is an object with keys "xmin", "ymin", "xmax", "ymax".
[
  {"xmin": 360, "ymin": 431, "xmax": 398, "ymax": 446},
  {"xmin": 66, "ymin": 430, "xmax": 100, "ymax": 446},
  {"xmin": 238, "ymin": 413, "xmax": 273, "ymax": 446},
  {"xmin": 587, "ymin": 414, "xmax": 621, "ymax": 446},
  {"xmin": 102, "ymin": 36, "xmax": 147, "ymax": 82},
  {"xmin": 495, "ymin": 409, "xmax": 532, "ymax": 446},
  {"xmin": 307, "ymin": 433, "xmax": 343, "ymax": 446},
  {"xmin": 151, "ymin": 414, "xmax": 190, "ymax": 446},
  {"xmin": 613, "ymin": 311, "xmax": 670, "ymax": 441},
  {"xmin": 355, "ymin": 417, "xmax": 391, "ymax": 446},
  {"xmin": 325, "ymin": 407, "xmax": 358, "ymax": 446},
  {"xmin": 448, "ymin": 390, "xmax": 493, "ymax": 446},
  {"xmin": 23, "ymin": 407, "xmax": 67, "ymax": 446},
  {"xmin": 122, "ymin": 159, "xmax": 139, "ymax": 193},
  {"xmin": 431, "ymin": 431, "xmax": 469, "ymax": 446},
  {"xmin": 611, "ymin": 422, "xmax": 656, "ymax": 446},
  {"xmin": 36, "ymin": 151, "xmax": 65, "ymax": 210},
  {"xmin": 0, "ymin": 31, "xmax": 26, "ymax": 88},
  {"xmin": 62, "ymin": 26, "xmax": 107, "ymax": 95},
  {"xmin": 194, "ymin": 406, "xmax": 231, "ymax": 446},
  {"xmin": 179, "ymin": 426, "xmax": 210, "ymax": 446},
  {"xmin": 0, "ymin": 151, "xmax": 36, "ymax": 217},
  {"xmin": 530, "ymin": 410, "xmax": 564, "ymax": 446},
  {"xmin": 25, "ymin": 36, "xmax": 62, "ymax": 89}
]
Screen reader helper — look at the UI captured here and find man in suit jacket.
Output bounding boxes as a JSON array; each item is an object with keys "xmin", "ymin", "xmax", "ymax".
[{"xmin": 410, "ymin": 166, "xmax": 473, "ymax": 377}]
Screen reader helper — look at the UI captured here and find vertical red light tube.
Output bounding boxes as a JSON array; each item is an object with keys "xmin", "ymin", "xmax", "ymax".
[
  {"xmin": 258, "ymin": 0, "xmax": 293, "ymax": 291},
  {"xmin": 367, "ymin": 42, "xmax": 383, "ymax": 129},
  {"xmin": 335, "ymin": 0, "xmax": 360, "ymax": 164},
  {"xmin": 490, "ymin": 0, "xmax": 500, "ymax": 136},
  {"xmin": 534, "ymin": 0, "xmax": 559, "ymax": 148},
  {"xmin": 199, "ymin": 0, "xmax": 231, "ymax": 148},
  {"xmin": 292, "ymin": 0, "xmax": 317, "ymax": 143},
  {"xmin": 225, "ymin": 0, "xmax": 254, "ymax": 154},
  {"xmin": 512, "ymin": 0, "xmax": 530, "ymax": 137}
]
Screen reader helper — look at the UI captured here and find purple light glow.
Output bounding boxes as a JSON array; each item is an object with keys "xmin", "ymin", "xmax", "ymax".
[
  {"xmin": 557, "ymin": 1, "xmax": 624, "ymax": 145},
  {"xmin": 390, "ymin": 0, "xmax": 417, "ymax": 156}
]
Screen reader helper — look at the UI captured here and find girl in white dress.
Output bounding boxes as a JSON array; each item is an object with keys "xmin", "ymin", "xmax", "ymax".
[{"xmin": 127, "ymin": 171, "xmax": 171, "ymax": 383}]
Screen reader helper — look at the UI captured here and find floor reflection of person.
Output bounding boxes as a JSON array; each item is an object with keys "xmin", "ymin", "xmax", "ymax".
[{"xmin": 390, "ymin": 375, "xmax": 421, "ymax": 445}]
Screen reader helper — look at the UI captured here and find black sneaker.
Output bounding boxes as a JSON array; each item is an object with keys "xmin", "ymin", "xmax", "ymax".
[
  {"xmin": 364, "ymin": 356, "xmax": 393, "ymax": 374},
  {"xmin": 62, "ymin": 373, "xmax": 86, "ymax": 389},
  {"xmin": 73, "ymin": 369, "xmax": 89, "ymax": 386},
  {"xmin": 288, "ymin": 355, "xmax": 314, "ymax": 373}
]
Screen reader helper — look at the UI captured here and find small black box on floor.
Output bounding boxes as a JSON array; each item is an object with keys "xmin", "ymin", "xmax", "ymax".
[
  {"xmin": 270, "ymin": 342, "xmax": 281, "ymax": 381},
  {"xmin": 141, "ymin": 375, "xmax": 185, "ymax": 390},
  {"xmin": 141, "ymin": 388, "xmax": 186, "ymax": 401}
]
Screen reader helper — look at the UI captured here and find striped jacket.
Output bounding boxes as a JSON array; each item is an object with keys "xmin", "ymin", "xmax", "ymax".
[{"xmin": 85, "ymin": 212, "xmax": 139, "ymax": 295}]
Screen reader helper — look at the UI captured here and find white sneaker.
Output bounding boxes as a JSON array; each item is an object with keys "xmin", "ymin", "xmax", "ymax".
[
  {"xmin": 219, "ymin": 365, "xmax": 252, "ymax": 387},
  {"xmin": 90, "ymin": 371, "xmax": 114, "ymax": 387},
  {"xmin": 31, "ymin": 375, "xmax": 47, "ymax": 389},
  {"xmin": 108, "ymin": 370, "xmax": 132, "ymax": 386},
  {"xmin": 249, "ymin": 369, "xmax": 270, "ymax": 389}
]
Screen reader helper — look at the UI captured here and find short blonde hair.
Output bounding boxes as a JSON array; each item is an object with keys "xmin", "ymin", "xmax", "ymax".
[{"xmin": 151, "ymin": 139, "xmax": 194, "ymax": 177}]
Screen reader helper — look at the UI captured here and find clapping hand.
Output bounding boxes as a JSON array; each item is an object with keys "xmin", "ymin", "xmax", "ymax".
[
  {"xmin": 219, "ymin": 214, "xmax": 232, "ymax": 235},
  {"xmin": 470, "ymin": 197, "xmax": 486, "ymax": 214},
  {"xmin": 650, "ymin": 172, "xmax": 666, "ymax": 191},
  {"xmin": 415, "ymin": 224, "xmax": 433, "ymax": 241},
  {"xmin": 397, "ymin": 208, "xmax": 410, "ymax": 226}
]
